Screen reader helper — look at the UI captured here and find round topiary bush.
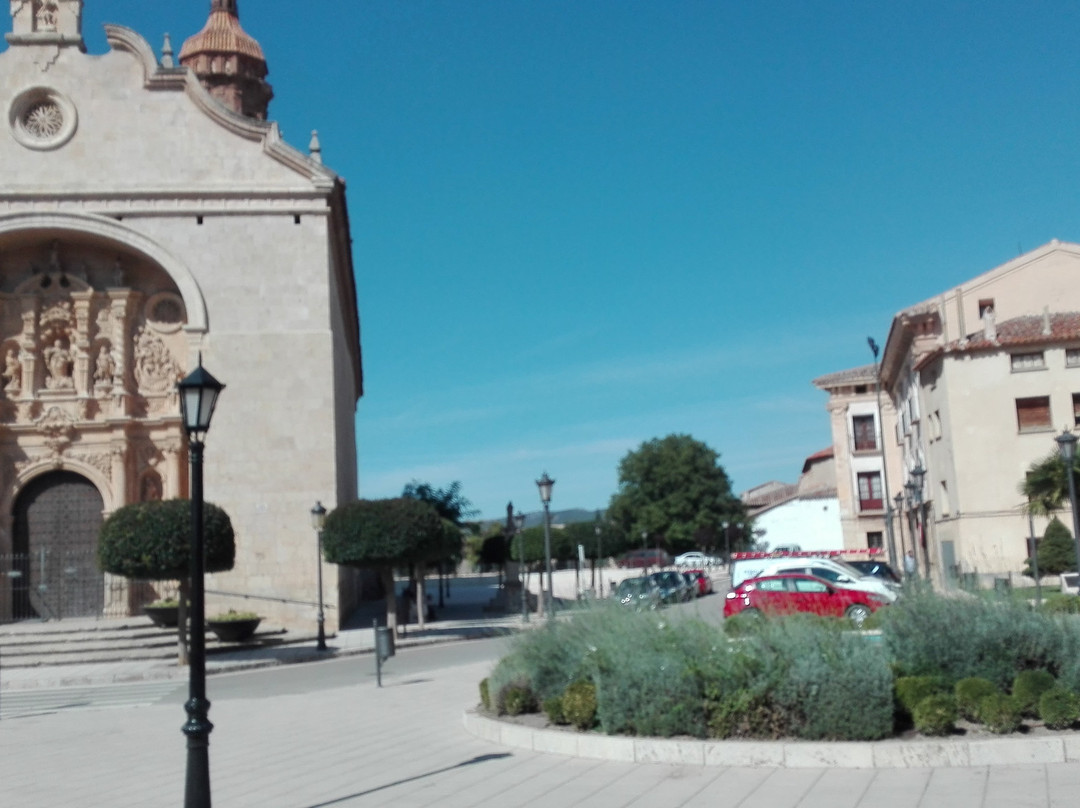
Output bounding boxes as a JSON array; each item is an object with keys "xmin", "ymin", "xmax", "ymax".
[
  {"xmin": 561, "ymin": 680, "xmax": 598, "ymax": 730},
  {"xmin": 497, "ymin": 681, "xmax": 537, "ymax": 716},
  {"xmin": 895, "ymin": 675, "xmax": 950, "ymax": 719},
  {"xmin": 954, "ymin": 677, "xmax": 999, "ymax": 721},
  {"xmin": 97, "ymin": 499, "xmax": 235, "ymax": 579},
  {"xmin": 979, "ymin": 693, "xmax": 1023, "ymax": 734},
  {"xmin": 542, "ymin": 696, "xmax": 566, "ymax": 725},
  {"xmin": 1012, "ymin": 670, "xmax": 1057, "ymax": 717},
  {"xmin": 1039, "ymin": 687, "xmax": 1080, "ymax": 730},
  {"xmin": 912, "ymin": 693, "xmax": 957, "ymax": 736}
]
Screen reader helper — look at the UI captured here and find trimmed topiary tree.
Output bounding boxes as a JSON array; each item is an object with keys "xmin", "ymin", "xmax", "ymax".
[
  {"xmin": 913, "ymin": 693, "xmax": 957, "ymax": 736},
  {"xmin": 1039, "ymin": 687, "xmax": 1080, "ymax": 730},
  {"xmin": 1025, "ymin": 518, "xmax": 1077, "ymax": 576},
  {"xmin": 98, "ymin": 498, "xmax": 235, "ymax": 664},
  {"xmin": 561, "ymin": 680, "xmax": 598, "ymax": 730},
  {"xmin": 979, "ymin": 693, "xmax": 1023, "ymax": 734},
  {"xmin": 1012, "ymin": 670, "xmax": 1057, "ymax": 717},
  {"xmin": 954, "ymin": 677, "xmax": 998, "ymax": 721},
  {"xmin": 321, "ymin": 497, "xmax": 445, "ymax": 635}
]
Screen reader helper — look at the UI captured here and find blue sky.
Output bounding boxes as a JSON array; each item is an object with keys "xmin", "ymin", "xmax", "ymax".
[{"xmin": 82, "ymin": 2, "xmax": 1080, "ymax": 519}]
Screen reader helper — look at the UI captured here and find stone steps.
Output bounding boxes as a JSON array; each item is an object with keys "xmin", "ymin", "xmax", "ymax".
[{"xmin": 0, "ymin": 617, "xmax": 296, "ymax": 668}]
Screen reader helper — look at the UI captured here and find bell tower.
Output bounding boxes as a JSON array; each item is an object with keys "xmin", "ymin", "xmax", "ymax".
[
  {"xmin": 7, "ymin": 0, "xmax": 84, "ymax": 49},
  {"xmin": 178, "ymin": 0, "xmax": 273, "ymax": 120}
]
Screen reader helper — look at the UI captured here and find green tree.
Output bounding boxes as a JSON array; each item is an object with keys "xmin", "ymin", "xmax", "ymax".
[
  {"xmin": 403, "ymin": 481, "xmax": 479, "ymax": 614},
  {"xmin": 1025, "ymin": 517, "xmax": 1077, "ymax": 576},
  {"xmin": 606, "ymin": 434, "xmax": 746, "ymax": 556},
  {"xmin": 97, "ymin": 499, "xmax": 235, "ymax": 664},
  {"xmin": 1021, "ymin": 451, "xmax": 1080, "ymax": 516},
  {"xmin": 321, "ymin": 498, "xmax": 444, "ymax": 634}
]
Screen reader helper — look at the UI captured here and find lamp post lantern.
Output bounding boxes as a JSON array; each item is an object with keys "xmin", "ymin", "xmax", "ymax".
[
  {"xmin": 892, "ymin": 492, "xmax": 905, "ymax": 558},
  {"xmin": 310, "ymin": 501, "xmax": 328, "ymax": 651},
  {"xmin": 536, "ymin": 472, "xmax": 555, "ymax": 619},
  {"xmin": 177, "ymin": 358, "xmax": 224, "ymax": 808},
  {"xmin": 1055, "ymin": 429, "xmax": 1080, "ymax": 581}
]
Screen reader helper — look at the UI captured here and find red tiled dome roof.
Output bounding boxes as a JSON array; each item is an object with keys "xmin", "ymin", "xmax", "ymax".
[{"xmin": 179, "ymin": 9, "xmax": 265, "ymax": 63}]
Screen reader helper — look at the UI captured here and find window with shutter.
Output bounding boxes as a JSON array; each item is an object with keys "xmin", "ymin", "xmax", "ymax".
[{"xmin": 1016, "ymin": 396, "xmax": 1052, "ymax": 432}]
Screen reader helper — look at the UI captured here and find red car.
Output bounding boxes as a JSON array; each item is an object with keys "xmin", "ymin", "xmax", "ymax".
[{"xmin": 723, "ymin": 573, "xmax": 885, "ymax": 626}]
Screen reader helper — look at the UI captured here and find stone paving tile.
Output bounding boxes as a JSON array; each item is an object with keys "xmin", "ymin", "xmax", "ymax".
[
  {"xmin": 919, "ymin": 767, "xmax": 988, "ymax": 808},
  {"xmin": 983, "ymin": 764, "xmax": 1053, "ymax": 808},
  {"xmin": 788, "ymin": 767, "xmax": 877, "ymax": 808}
]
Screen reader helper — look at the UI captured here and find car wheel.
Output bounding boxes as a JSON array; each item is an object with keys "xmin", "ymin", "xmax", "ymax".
[{"xmin": 846, "ymin": 604, "xmax": 871, "ymax": 627}]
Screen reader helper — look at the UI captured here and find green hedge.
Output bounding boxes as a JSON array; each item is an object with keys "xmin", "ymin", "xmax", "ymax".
[{"xmin": 97, "ymin": 499, "xmax": 234, "ymax": 579}]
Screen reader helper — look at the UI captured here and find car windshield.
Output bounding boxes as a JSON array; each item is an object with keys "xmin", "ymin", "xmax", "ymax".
[{"xmin": 618, "ymin": 579, "xmax": 647, "ymax": 595}]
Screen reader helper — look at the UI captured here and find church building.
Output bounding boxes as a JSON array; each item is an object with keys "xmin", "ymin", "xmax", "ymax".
[{"xmin": 0, "ymin": 1, "xmax": 363, "ymax": 630}]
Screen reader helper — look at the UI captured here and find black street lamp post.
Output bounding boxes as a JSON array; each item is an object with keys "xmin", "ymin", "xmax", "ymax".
[
  {"xmin": 514, "ymin": 510, "xmax": 527, "ymax": 622},
  {"xmin": 911, "ymin": 464, "xmax": 927, "ymax": 576},
  {"xmin": 594, "ymin": 512, "xmax": 603, "ymax": 597},
  {"xmin": 177, "ymin": 358, "xmax": 224, "ymax": 808},
  {"xmin": 310, "ymin": 502, "xmax": 328, "ymax": 651},
  {"xmin": 1055, "ymin": 429, "xmax": 1080, "ymax": 581},
  {"xmin": 536, "ymin": 473, "xmax": 555, "ymax": 619}
]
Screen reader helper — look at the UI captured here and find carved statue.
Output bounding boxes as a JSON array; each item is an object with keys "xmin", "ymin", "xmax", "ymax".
[
  {"xmin": 3, "ymin": 349, "xmax": 21, "ymax": 393},
  {"xmin": 94, "ymin": 345, "xmax": 116, "ymax": 385},
  {"xmin": 44, "ymin": 339, "xmax": 74, "ymax": 389}
]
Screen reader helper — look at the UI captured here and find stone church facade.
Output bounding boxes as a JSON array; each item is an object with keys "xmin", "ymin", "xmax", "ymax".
[{"xmin": 0, "ymin": 1, "xmax": 363, "ymax": 629}]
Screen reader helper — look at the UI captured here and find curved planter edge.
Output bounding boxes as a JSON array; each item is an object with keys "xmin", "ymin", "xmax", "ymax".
[{"xmin": 462, "ymin": 709, "xmax": 1080, "ymax": 769}]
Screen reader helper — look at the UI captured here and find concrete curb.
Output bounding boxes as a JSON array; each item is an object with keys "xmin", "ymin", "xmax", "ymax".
[{"xmin": 462, "ymin": 709, "xmax": 1080, "ymax": 769}]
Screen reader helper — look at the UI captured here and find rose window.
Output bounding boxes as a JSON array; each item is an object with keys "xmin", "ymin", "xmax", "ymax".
[{"xmin": 23, "ymin": 102, "xmax": 63, "ymax": 139}]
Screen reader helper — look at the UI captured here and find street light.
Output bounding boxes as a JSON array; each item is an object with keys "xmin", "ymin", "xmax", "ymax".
[
  {"xmin": 536, "ymin": 472, "xmax": 555, "ymax": 619},
  {"xmin": 177, "ymin": 357, "xmax": 224, "ymax": 808},
  {"xmin": 721, "ymin": 521, "xmax": 731, "ymax": 566},
  {"xmin": 594, "ymin": 512, "xmax": 603, "ymax": 597},
  {"xmin": 911, "ymin": 464, "xmax": 927, "ymax": 575},
  {"xmin": 893, "ymin": 491, "xmax": 905, "ymax": 558},
  {"xmin": 514, "ymin": 510, "xmax": 528, "ymax": 622},
  {"xmin": 1055, "ymin": 429, "xmax": 1080, "ymax": 583},
  {"xmin": 868, "ymin": 337, "xmax": 898, "ymax": 570},
  {"xmin": 310, "ymin": 502, "xmax": 328, "ymax": 651}
]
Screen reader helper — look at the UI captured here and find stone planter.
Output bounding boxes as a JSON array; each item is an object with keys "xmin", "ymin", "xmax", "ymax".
[
  {"xmin": 207, "ymin": 617, "xmax": 261, "ymax": 642},
  {"xmin": 143, "ymin": 604, "xmax": 180, "ymax": 628}
]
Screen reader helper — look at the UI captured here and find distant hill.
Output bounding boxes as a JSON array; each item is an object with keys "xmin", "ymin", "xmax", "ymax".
[{"xmin": 479, "ymin": 508, "xmax": 605, "ymax": 531}]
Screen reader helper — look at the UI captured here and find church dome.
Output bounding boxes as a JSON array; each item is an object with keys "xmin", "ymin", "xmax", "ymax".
[
  {"xmin": 179, "ymin": 1, "xmax": 265, "ymax": 64},
  {"xmin": 178, "ymin": 1, "xmax": 273, "ymax": 121}
]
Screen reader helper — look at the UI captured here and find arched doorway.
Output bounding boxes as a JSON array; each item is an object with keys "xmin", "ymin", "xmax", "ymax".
[{"xmin": 12, "ymin": 471, "xmax": 105, "ymax": 619}]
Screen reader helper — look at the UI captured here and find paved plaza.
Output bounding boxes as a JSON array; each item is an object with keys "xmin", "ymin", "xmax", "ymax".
[{"xmin": 3, "ymin": 572, "xmax": 1080, "ymax": 806}]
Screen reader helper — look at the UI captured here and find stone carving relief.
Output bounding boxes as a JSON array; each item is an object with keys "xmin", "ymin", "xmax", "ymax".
[
  {"xmin": 43, "ymin": 338, "xmax": 73, "ymax": 389},
  {"xmin": 34, "ymin": 1, "xmax": 59, "ymax": 32},
  {"xmin": 93, "ymin": 344, "xmax": 117, "ymax": 387},
  {"xmin": 133, "ymin": 325, "xmax": 181, "ymax": 394},
  {"xmin": 34, "ymin": 405, "xmax": 75, "ymax": 456},
  {"xmin": 3, "ymin": 347, "xmax": 22, "ymax": 393}
]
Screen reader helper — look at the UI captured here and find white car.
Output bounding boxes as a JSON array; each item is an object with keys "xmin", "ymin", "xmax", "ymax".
[
  {"xmin": 731, "ymin": 556, "xmax": 899, "ymax": 603},
  {"xmin": 673, "ymin": 551, "xmax": 717, "ymax": 568}
]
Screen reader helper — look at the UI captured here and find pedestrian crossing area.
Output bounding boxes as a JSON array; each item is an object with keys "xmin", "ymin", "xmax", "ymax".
[{"xmin": 0, "ymin": 680, "xmax": 183, "ymax": 720}]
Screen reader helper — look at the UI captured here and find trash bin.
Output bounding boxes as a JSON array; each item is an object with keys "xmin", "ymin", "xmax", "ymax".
[{"xmin": 375, "ymin": 625, "xmax": 395, "ymax": 661}]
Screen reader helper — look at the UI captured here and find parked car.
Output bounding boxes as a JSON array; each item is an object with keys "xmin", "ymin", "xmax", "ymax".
[
  {"xmin": 723, "ymin": 573, "xmax": 886, "ymax": 626},
  {"xmin": 613, "ymin": 576, "xmax": 662, "ymax": 610},
  {"xmin": 674, "ymin": 551, "xmax": 718, "ymax": 567},
  {"xmin": 685, "ymin": 568, "xmax": 714, "ymax": 596},
  {"xmin": 847, "ymin": 559, "xmax": 902, "ymax": 584},
  {"xmin": 647, "ymin": 570, "xmax": 692, "ymax": 604},
  {"xmin": 731, "ymin": 556, "xmax": 899, "ymax": 603},
  {"xmin": 681, "ymin": 571, "xmax": 699, "ymax": 597},
  {"xmin": 617, "ymin": 548, "xmax": 671, "ymax": 568}
]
